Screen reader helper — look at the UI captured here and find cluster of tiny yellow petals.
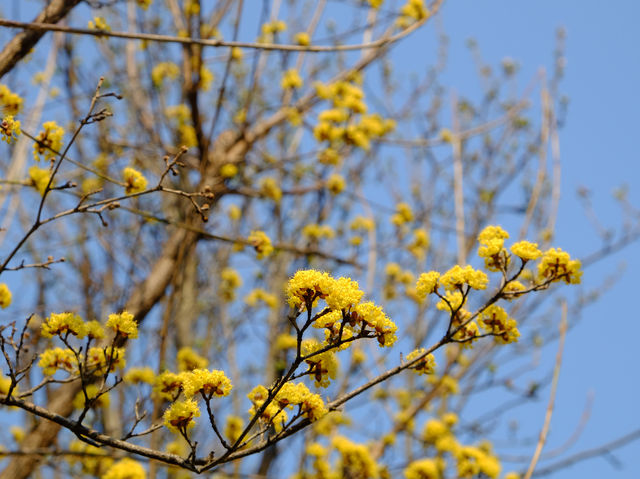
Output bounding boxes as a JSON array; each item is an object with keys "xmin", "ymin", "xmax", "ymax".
[
  {"xmin": 404, "ymin": 458, "xmax": 440, "ymax": 479},
  {"xmin": 177, "ymin": 347, "xmax": 208, "ymax": 372},
  {"xmin": 440, "ymin": 265, "xmax": 488, "ymax": 291},
  {"xmin": 42, "ymin": 312, "xmax": 86, "ymax": 338},
  {"xmin": 245, "ymin": 288, "xmax": 278, "ymax": 309},
  {"xmin": 220, "ymin": 267, "xmax": 242, "ymax": 301},
  {"xmin": 352, "ymin": 301, "xmax": 398, "ymax": 347},
  {"xmin": 281, "ymin": 69, "xmax": 303, "ymax": 90},
  {"xmin": 294, "ymin": 32, "xmax": 311, "ymax": 45},
  {"xmin": 416, "ymin": 271, "xmax": 440, "ymax": 298},
  {"xmin": 28, "ymin": 166, "xmax": 53, "ymax": 195},
  {"xmin": 248, "ymin": 385, "xmax": 288, "ymax": 432},
  {"xmin": 391, "ymin": 202, "xmax": 414, "ymax": 225},
  {"xmin": 33, "ymin": 121, "xmax": 64, "ymax": 162},
  {"xmin": 153, "ymin": 371, "xmax": 185, "ymax": 401},
  {"xmin": 302, "ymin": 223, "xmax": 335, "ymax": 240},
  {"xmin": 72, "ymin": 384, "xmax": 110, "ymax": 410},
  {"xmin": 302, "ymin": 339, "xmax": 339, "ymax": 388},
  {"xmin": 163, "ymin": 398, "xmax": 200, "ymax": 434},
  {"xmin": 248, "ymin": 230, "xmax": 274, "ymax": 259},
  {"xmin": 38, "ymin": 348, "xmax": 77, "ymax": 375},
  {"xmin": 124, "ymin": 367, "xmax": 155, "ymax": 385},
  {"xmin": 102, "ymin": 458, "xmax": 146, "ymax": 479},
  {"xmin": 326, "ymin": 174, "xmax": 346, "ymax": 195},
  {"xmin": 122, "ymin": 167, "xmax": 148, "ymax": 194},
  {"xmin": 1, "ymin": 115, "xmax": 20, "ymax": 144},
  {"xmin": 478, "ymin": 305, "xmax": 520, "ymax": 344},
  {"xmin": 106, "ymin": 311, "xmax": 138, "ymax": 338},
  {"xmin": 537, "ymin": 248, "xmax": 582, "ymax": 284},
  {"xmin": 332, "ymin": 436, "xmax": 379, "ymax": 479},
  {"xmin": 0, "ymin": 84, "xmax": 23, "ymax": 115},
  {"xmin": 286, "ymin": 270, "xmax": 334, "ymax": 309},
  {"xmin": 478, "ymin": 225, "xmax": 509, "ymax": 257},
  {"xmin": 85, "ymin": 320, "xmax": 105, "ymax": 339},
  {"xmin": 274, "ymin": 382, "xmax": 327, "ymax": 421},
  {"xmin": 405, "ymin": 348, "xmax": 436, "ymax": 375},
  {"xmin": 151, "ymin": 61, "xmax": 180, "ymax": 87},
  {"xmin": 259, "ymin": 177, "xmax": 282, "ymax": 202},
  {"xmin": 181, "ymin": 368, "xmax": 232, "ymax": 398},
  {"xmin": 0, "ymin": 284, "xmax": 11, "ymax": 308},
  {"xmin": 455, "ymin": 445, "xmax": 501, "ymax": 479},
  {"xmin": 326, "ymin": 277, "xmax": 364, "ymax": 311},
  {"xmin": 275, "ymin": 333, "xmax": 297, "ymax": 350},
  {"xmin": 510, "ymin": 240, "xmax": 542, "ymax": 260},
  {"xmin": 86, "ymin": 346, "xmax": 126, "ymax": 373}
]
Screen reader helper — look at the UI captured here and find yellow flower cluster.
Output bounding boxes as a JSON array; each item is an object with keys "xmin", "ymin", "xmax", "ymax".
[
  {"xmin": 274, "ymin": 382, "xmax": 327, "ymax": 421},
  {"xmin": 0, "ymin": 283, "xmax": 11, "ymax": 308},
  {"xmin": 281, "ymin": 69, "xmax": 303, "ymax": 90},
  {"xmin": 248, "ymin": 230, "xmax": 274, "ymax": 258},
  {"xmin": 220, "ymin": 267, "xmax": 243, "ymax": 301},
  {"xmin": 177, "ymin": 347, "xmax": 208, "ymax": 371},
  {"xmin": 537, "ymin": 247, "xmax": 582, "ymax": 284},
  {"xmin": 404, "ymin": 458, "xmax": 441, "ymax": 479},
  {"xmin": 86, "ymin": 346, "xmax": 126, "ymax": 373},
  {"xmin": 510, "ymin": 240, "xmax": 542, "ymax": 260},
  {"xmin": 397, "ymin": 0, "xmax": 430, "ymax": 28},
  {"xmin": 313, "ymin": 80, "xmax": 395, "ymax": 151},
  {"xmin": 294, "ymin": 32, "xmax": 311, "ymax": 46},
  {"xmin": 245, "ymin": 288, "xmax": 278, "ymax": 309},
  {"xmin": 391, "ymin": 202, "xmax": 414, "ymax": 226},
  {"xmin": 151, "ymin": 61, "xmax": 180, "ymax": 87},
  {"xmin": 0, "ymin": 84, "xmax": 23, "ymax": 115},
  {"xmin": 1, "ymin": 115, "xmax": 20, "ymax": 144},
  {"xmin": 87, "ymin": 17, "xmax": 110, "ymax": 31},
  {"xmin": 72, "ymin": 384, "xmax": 110, "ymax": 410},
  {"xmin": 326, "ymin": 173, "xmax": 346, "ymax": 195},
  {"xmin": 302, "ymin": 223, "xmax": 335, "ymax": 240},
  {"xmin": 68, "ymin": 440, "xmax": 113, "ymax": 476},
  {"xmin": 181, "ymin": 368, "xmax": 233, "ymax": 399},
  {"xmin": 106, "ymin": 311, "xmax": 138, "ymax": 338},
  {"xmin": 259, "ymin": 176, "xmax": 283, "ymax": 202},
  {"xmin": 405, "ymin": 348, "xmax": 436, "ymax": 375},
  {"xmin": 28, "ymin": 166, "xmax": 53, "ymax": 195},
  {"xmin": 163, "ymin": 398, "xmax": 200, "ymax": 434},
  {"xmin": 33, "ymin": 121, "xmax": 64, "ymax": 162},
  {"xmin": 124, "ymin": 367, "xmax": 155, "ymax": 385},
  {"xmin": 136, "ymin": 0, "xmax": 152, "ymax": 9},
  {"xmin": 224, "ymin": 415, "xmax": 244, "ymax": 443},
  {"xmin": 332, "ymin": 436, "xmax": 379, "ymax": 479},
  {"xmin": 440, "ymin": 265, "xmax": 489, "ymax": 291},
  {"xmin": 302, "ymin": 339, "xmax": 339, "ymax": 388},
  {"xmin": 153, "ymin": 371, "xmax": 185, "ymax": 401},
  {"xmin": 248, "ymin": 384, "xmax": 288, "ymax": 432},
  {"xmin": 408, "ymin": 228, "xmax": 430, "ymax": 259},
  {"xmin": 103, "ymin": 458, "xmax": 146, "ymax": 479},
  {"xmin": 42, "ymin": 312, "xmax": 86, "ymax": 338},
  {"xmin": 478, "ymin": 305, "xmax": 520, "ymax": 344},
  {"xmin": 38, "ymin": 348, "xmax": 77, "ymax": 375},
  {"xmin": 122, "ymin": 167, "xmax": 148, "ymax": 194}
]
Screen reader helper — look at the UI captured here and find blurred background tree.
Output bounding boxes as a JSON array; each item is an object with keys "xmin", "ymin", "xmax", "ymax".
[{"xmin": 0, "ymin": 1, "xmax": 637, "ymax": 478}]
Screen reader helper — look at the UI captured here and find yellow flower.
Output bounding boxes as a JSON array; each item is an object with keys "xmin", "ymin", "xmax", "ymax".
[
  {"xmin": 177, "ymin": 347, "xmax": 208, "ymax": 372},
  {"xmin": 0, "ymin": 84, "xmax": 23, "ymax": 115},
  {"xmin": 248, "ymin": 230, "xmax": 274, "ymax": 259},
  {"xmin": 72, "ymin": 384, "xmax": 110, "ymax": 410},
  {"xmin": 0, "ymin": 283, "xmax": 11, "ymax": 308},
  {"xmin": 29, "ymin": 166, "xmax": 53, "ymax": 195},
  {"xmin": 219, "ymin": 163, "xmax": 238, "ymax": 178},
  {"xmin": 405, "ymin": 348, "xmax": 436, "ymax": 375},
  {"xmin": 151, "ymin": 62, "xmax": 180, "ymax": 87},
  {"xmin": 38, "ymin": 348, "xmax": 77, "ymax": 375},
  {"xmin": 332, "ymin": 436, "xmax": 379, "ymax": 479},
  {"xmin": 260, "ymin": 177, "xmax": 282, "ymax": 203},
  {"xmin": 281, "ymin": 69, "xmax": 303, "ymax": 90},
  {"xmin": 123, "ymin": 167, "xmax": 148, "ymax": 194},
  {"xmin": 404, "ymin": 458, "xmax": 440, "ymax": 479},
  {"xmin": 181, "ymin": 368, "xmax": 232, "ymax": 398},
  {"xmin": 245, "ymin": 288, "xmax": 279, "ymax": 309},
  {"xmin": 85, "ymin": 320, "xmax": 105, "ymax": 339},
  {"xmin": 85, "ymin": 346, "xmax": 126, "ymax": 374},
  {"xmin": 87, "ymin": 17, "xmax": 110, "ymax": 32},
  {"xmin": 294, "ymin": 32, "xmax": 311, "ymax": 46},
  {"xmin": 42, "ymin": 312, "xmax": 86, "ymax": 338},
  {"xmin": 153, "ymin": 371, "xmax": 185, "ymax": 401},
  {"xmin": 106, "ymin": 311, "xmax": 138, "ymax": 338},
  {"xmin": 103, "ymin": 458, "xmax": 146, "ymax": 479},
  {"xmin": 224, "ymin": 415, "xmax": 244, "ymax": 443},
  {"xmin": 326, "ymin": 174, "xmax": 346, "ymax": 195},
  {"xmin": 440, "ymin": 265, "xmax": 488, "ymax": 290},
  {"xmin": 537, "ymin": 248, "xmax": 582, "ymax": 284},
  {"xmin": 510, "ymin": 240, "xmax": 542, "ymax": 260},
  {"xmin": 124, "ymin": 367, "xmax": 155, "ymax": 385},
  {"xmin": 416, "ymin": 271, "xmax": 440, "ymax": 298},
  {"xmin": 163, "ymin": 398, "xmax": 200, "ymax": 434},
  {"xmin": 391, "ymin": 202, "xmax": 414, "ymax": 225},
  {"xmin": 0, "ymin": 115, "xmax": 20, "ymax": 144},
  {"xmin": 33, "ymin": 121, "xmax": 64, "ymax": 162}
]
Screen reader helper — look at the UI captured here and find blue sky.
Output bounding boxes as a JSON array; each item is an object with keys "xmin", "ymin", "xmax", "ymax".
[{"xmin": 403, "ymin": 1, "xmax": 640, "ymax": 477}]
